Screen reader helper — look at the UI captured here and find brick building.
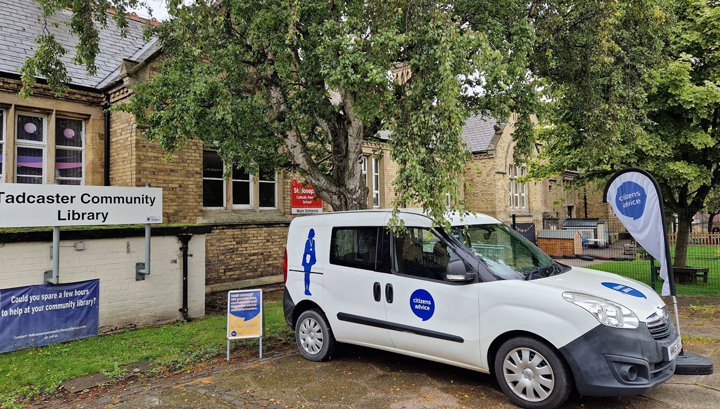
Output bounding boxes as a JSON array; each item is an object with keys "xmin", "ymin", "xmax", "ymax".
[
  {"xmin": 0, "ymin": 0, "xmax": 403, "ymax": 292},
  {"xmin": 460, "ymin": 114, "xmax": 590, "ymax": 229}
]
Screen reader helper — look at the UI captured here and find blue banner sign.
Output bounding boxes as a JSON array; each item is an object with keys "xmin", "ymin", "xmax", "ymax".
[{"xmin": 0, "ymin": 280, "xmax": 99, "ymax": 353}]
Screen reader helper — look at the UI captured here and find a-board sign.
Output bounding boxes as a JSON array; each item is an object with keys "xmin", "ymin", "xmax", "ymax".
[
  {"xmin": 227, "ymin": 289, "xmax": 263, "ymax": 340},
  {"xmin": 291, "ymin": 180, "xmax": 323, "ymax": 214},
  {"xmin": 0, "ymin": 280, "xmax": 99, "ymax": 353},
  {"xmin": 0, "ymin": 184, "xmax": 162, "ymax": 228}
]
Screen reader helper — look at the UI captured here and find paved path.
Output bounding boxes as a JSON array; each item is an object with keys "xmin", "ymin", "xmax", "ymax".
[{"xmin": 32, "ymin": 300, "xmax": 720, "ymax": 409}]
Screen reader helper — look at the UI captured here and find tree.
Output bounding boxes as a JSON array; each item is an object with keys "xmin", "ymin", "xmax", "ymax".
[
  {"xmin": 531, "ymin": 0, "xmax": 719, "ymax": 268},
  {"xmin": 706, "ymin": 187, "xmax": 720, "ymax": 234},
  {"xmin": 21, "ymin": 0, "xmax": 673, "ymax": 226}
]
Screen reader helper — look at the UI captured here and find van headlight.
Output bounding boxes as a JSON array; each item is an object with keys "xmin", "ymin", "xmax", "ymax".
[{"xmin": 563, "ymin": 292, "xmax": 639, "ymax": 329}]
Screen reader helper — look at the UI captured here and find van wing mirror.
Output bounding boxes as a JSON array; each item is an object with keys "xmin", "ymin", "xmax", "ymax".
[{"xmin": 445, "ymin": 260, "xmax": 476, "ymax": 282}]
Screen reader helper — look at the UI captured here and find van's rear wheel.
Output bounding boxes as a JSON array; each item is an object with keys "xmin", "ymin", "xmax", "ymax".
[
  {"xmin": 494, "ymin": 337, "xmax": 571, "ymax": 409},
  {"xmin": 296, "ymin": 309, "xmax": 336, "ymax": 361}
]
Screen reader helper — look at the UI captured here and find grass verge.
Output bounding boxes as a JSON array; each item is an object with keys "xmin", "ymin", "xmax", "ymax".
[
  {"xmin": 0, "ymin": 300, "xmax": 294, "ymax": 408},
  {"xmin": 586, "ymin": 260, "xmax": 720, "ymax": 296}
]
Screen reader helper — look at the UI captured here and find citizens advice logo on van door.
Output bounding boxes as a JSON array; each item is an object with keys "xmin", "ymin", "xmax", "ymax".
[{"xmin": 410, "ymin": 289, "xmax": 435, "ymax": 321}]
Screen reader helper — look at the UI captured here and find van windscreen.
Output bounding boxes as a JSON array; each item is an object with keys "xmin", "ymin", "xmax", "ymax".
[{"xmin": 450, "ymin": 224, "xmax": 564, "ymax": 280}]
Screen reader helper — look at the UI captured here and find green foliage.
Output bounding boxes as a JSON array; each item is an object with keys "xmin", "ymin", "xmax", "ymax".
[
  {"xmin": 23, "ymin": 0, "xmax": 679, "ymax": 226},
  {"xmin": 531, "ymin": 0, "xmax": 719, "ymax": 213},
  {"xmin": 114, "ymin": 0, "xmax": 526, "ymax": 223}
]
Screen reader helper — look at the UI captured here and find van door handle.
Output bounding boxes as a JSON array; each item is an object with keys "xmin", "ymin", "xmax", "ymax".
[
  {"xmin": 373, "ymin": 282, "xmax": 381, "ymax": 302},
  {"xmin": 385, "ymin": 283, "xmax": 393, "ymax": 303}
]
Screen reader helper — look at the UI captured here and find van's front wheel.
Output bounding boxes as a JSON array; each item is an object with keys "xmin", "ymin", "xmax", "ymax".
[
  {"xmin": 296, "ymin": 309, "xmax": 336, "ymax": 361},
  {"xmin": 494, "ymin": 337, "xmax": 571, "ymax": 409}
]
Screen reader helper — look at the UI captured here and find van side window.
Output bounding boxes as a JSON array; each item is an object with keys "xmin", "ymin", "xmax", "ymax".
[
  {"xmin": 393, "ymin": 227, "xmax": 458, "ymax": 281},
  {"xmin": 330, "ymin": 227, "xmax": 378, "ymax": 271}
]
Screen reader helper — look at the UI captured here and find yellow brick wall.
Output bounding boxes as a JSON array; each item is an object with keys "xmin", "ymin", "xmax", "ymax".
[{"xmin": 205, "ymin": 223, "xmax": 289, "ymax": 285}]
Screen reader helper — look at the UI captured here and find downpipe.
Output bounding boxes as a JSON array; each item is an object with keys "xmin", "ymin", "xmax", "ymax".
[{"xmin": 178, "ymin": 233, "xmax": 193, "ymax": 321}]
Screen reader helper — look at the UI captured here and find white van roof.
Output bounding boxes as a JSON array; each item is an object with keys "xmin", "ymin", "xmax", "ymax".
[{"xmin": 290, "ymin": 209, "xmax": 502, "ymax": 228}]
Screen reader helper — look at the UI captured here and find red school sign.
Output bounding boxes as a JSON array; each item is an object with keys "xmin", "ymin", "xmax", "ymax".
[{"xmin": 291, "ymin": 180, "xmax": 323, "ymax": 214}]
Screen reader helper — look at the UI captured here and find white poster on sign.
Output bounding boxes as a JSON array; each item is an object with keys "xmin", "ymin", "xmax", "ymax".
[
  {"xmin": 605, "ymin": 170, "xmax": 670, "ymax": 296},
  {"xmin": 0, "ymin": 184, "xmax": 162, "ymax": 228}
]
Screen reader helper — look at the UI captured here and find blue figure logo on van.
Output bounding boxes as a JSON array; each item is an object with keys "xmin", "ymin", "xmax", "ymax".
[
  {"xmin": 602, "ymin": 282, "xmax": 647, "ymax": 299},
  {"xmin": 410, "ymin": 289, "xmax": 435, "ymax": 321},
  {"xmin": 615, "ymin": 181, "xmax": 647, "ymax": 220},
  {"xmin": 302, "ymin": 228, "xmax": 317, "ymax": 296}
]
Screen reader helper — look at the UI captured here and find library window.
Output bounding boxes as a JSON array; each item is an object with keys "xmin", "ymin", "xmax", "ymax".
[
  {"xmin": 372, "ymin": 157, "xmax": 380, "ymax": 208},
  {"xmin": 55, "ymin": 117, "xmax": 84, "ymax": 185},
  {"xmin": 16, "ymin": 113, "xmax": 46, "ymax": 184},
  {"xmin": 203, "ymin": 150, "xmax": 277, "ymax": 209}
]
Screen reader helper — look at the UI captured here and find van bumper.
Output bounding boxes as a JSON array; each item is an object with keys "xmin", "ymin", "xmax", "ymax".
[
  {"xmin": 283, "ymin": 286, "xmax": 296, "ymax": 329},
  {"xmin": 559, "ymin": 323, "xmax": 678, "ymax": 396}
]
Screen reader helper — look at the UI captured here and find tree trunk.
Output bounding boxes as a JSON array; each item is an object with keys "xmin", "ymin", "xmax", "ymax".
[
  {"xmin": 265, "ymin": 81, "xmax": 368, "ymax": 211},
  {"xmin": 709, "ymin": 213, "xmax": 717, "ymax": 233},
  {"xmin": 673, "ymin": 212, "xmax": 693, "ymax": 268}
]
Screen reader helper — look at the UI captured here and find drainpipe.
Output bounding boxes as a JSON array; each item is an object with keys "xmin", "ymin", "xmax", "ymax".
[
  {"xmin": 103, "ymin": 97, "xmax": 111, "ymax": 186},
  {"xmin": 178, "ymin": 233, "xmax": 193, "ymax": 321}
]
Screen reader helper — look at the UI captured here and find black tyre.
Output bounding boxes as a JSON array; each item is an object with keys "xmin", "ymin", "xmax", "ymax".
[
  {"xmin": 295, "ymin": 309, "xmax": 336, "ymax": 361},
  {"xmin": 494, "ymin": 337, "xmax": 572, "ymax": 409}
]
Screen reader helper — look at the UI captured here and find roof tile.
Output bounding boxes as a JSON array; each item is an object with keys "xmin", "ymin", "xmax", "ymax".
[{"xmin": 0, "ymin": 0, "xmax": 155, "ymax": 89}]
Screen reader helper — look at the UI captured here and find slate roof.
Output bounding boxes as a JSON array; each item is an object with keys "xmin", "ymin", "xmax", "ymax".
[
  {"xmin": 0, "ymin": 0, "xmax": 156, "ymax": 89},
  {"xmin": 562, "ymin": 218, "xmax": 607, "ymax": 228},
  {"xmin": 461, "ymin": 115, "xmax": 500, "ymax": 153}
]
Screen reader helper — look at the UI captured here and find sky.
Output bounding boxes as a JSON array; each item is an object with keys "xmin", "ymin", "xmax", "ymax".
[{"xmin": 132, "ymin": 0, "xmax": 171, "ymax": 21}]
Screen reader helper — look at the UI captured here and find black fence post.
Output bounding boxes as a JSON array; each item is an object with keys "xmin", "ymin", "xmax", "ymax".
[
  {"xmin": 650, "ymin": 256, "xmax": 656, "ymax": 291},
  {"xmin": 512, "ymin": 214, "xmax": 516, "ymax": 230}
]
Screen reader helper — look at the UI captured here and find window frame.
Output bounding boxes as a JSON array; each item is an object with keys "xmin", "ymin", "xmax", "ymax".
[
  {"xmin": 202, "ymin": 149, "xmax": 226, "ymax": 209},
  {"xmin": 372, "ymin": 157, "xmax": 380, "ymax": 208},
  {"xmin": 361, "ymin": 156, "xmax": 369, "ymax": 206},
  {"xmin": 231, "ymin": 167, "xmax": 253, "ymax": 210},
  {"xmin": 509, "ymin": 164, "xmax": 527, "ymax": 210},
  {"xmin": 258, "ymin": 170, "xmax": 277, "ymax": 209},
  {"xmin": 15, "ymin": 111, "xmax": 48, "ymax": 185},
  {"xmin": 54, "ymin": 116, "xmax": 85, "ymax": 185}
]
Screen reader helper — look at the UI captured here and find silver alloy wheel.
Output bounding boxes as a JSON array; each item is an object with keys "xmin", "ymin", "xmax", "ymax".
[
  {"xmin": 298, "ymin": 316, "xmax": 324, "ymax": 355},
  {"xmin": 502, "ymin": 347, "xmax": 555, "ymax": 402}
]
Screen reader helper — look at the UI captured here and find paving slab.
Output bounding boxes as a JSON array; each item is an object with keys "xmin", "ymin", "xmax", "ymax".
[{"xmin": 59, "ymin": 373, "xmax": 112, "ymax": 393}]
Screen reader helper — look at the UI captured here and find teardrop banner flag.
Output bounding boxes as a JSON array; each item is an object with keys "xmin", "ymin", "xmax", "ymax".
[{"xmin": 603, "ymin": 169, "xmax": 674, "ymax": 296}]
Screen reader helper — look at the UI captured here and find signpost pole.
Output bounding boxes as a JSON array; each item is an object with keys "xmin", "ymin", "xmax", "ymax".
[
  {"xmin": 227, "ymin": 339, "xmax": 230, "ymax": 361},
  {"xmin": 51, "ymin": 226, "xmax": 59, "ymax": 283}
]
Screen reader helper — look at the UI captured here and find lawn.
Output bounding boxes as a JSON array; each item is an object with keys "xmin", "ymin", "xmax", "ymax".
[
  {"xmin": 0, "ymin": 300, "xmax": 294, "ymax": 408},
  {"xmin": 587, "ymin": 256, "xmax": 720, "ymax": 296}
]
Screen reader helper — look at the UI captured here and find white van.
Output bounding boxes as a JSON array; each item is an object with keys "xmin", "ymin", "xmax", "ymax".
[{"xmin": 282, "ymin": 210, "xmax": 680, "ymax": 409}]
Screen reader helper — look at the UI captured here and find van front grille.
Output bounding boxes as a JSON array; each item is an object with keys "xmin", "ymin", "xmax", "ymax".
[{"xmin": 646, "ymin": 308, "xmax": 671, "ymax": 340}]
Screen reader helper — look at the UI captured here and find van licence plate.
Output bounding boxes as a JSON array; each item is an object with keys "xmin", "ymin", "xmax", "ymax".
[{"xmin": 665, "ymin": 337, "xmax": 682, "ymax": 361}]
